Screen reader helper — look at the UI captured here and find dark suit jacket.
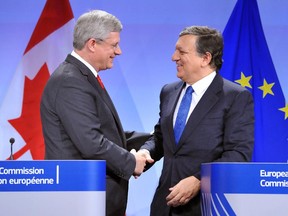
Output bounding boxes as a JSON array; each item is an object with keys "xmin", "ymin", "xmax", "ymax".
[
  {"xmin": 141, "ymin": 73, "xmax": 254, "ymax": 216},
  {"xmin": 40, "ymin": 54, "xmax": 149, "ymax": 216}
]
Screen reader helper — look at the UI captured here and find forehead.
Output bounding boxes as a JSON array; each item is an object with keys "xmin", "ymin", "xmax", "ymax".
[{"xmin": 175, "ymin": 34, "xmax": 197, "ymax": 49}]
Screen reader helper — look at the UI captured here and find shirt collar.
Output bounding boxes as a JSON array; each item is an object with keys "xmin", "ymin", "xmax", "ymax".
[
  {"xmin": 71, "ymin": 50, "xmax": 99, "ymax": 77},
  {"xmin": 185, "ymin": 71, "xmax": 216, "ymax": 95}
]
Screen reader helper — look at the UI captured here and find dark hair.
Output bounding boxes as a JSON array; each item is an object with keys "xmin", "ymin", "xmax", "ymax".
[{"xmin": 179, "ymin": 26, "xmax": 223, "ymax": 71}]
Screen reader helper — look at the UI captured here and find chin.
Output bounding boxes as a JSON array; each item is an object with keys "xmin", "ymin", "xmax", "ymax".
[
  {"xmin": 176, "ymin": 72, "xmax": 183, "ymax": 78},
  {"xmin": 105, "ymin": 64, "xmax": 113, "ymax": 69},
  {"xmin": 108, "ymin": 62, "xmax": 113, "ymax": 68}
]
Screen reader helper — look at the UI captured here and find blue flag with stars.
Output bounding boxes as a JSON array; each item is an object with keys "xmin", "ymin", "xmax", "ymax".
[{"xmin": 220, "ymin": 0, "xmax": 288, "ymax": 162}]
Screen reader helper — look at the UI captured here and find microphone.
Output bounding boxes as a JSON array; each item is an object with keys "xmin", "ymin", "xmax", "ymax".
[{"xmin": 9, "ymin": 138, "xmax": 15, "ymax": 160}]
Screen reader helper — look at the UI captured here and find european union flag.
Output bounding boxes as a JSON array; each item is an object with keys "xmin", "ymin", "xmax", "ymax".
[{"xmin": 220, "ymin": 0, "xmax": 288, "ymax": 162}]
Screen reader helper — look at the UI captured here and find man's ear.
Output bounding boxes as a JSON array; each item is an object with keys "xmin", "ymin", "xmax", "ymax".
[
  {"xmin": 201, "ymin": 52, "xmax": 212, "ymax": 67},
  {"xmin": 86, "ymin": 38, "xmax": 97, "ymax": 52}
]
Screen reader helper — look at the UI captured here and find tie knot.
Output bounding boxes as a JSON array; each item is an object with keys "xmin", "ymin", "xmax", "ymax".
[
  {"xmin": 97, "ymin": 75, "xmax": 105, "ymax": 89},
  {"xmin": 185, "ymin": 86, "xmax": 193, "ymax": 94}
]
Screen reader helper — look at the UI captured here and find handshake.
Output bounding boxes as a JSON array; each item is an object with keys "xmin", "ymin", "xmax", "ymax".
[{"xmin": 130, "ymin": 149, "xmax": 154, "ymax": 178}]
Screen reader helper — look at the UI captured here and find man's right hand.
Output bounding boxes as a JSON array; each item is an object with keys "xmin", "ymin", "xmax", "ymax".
[{"xmin": 130, "ymin": 149, "xmax": 154, "ymax": 178}]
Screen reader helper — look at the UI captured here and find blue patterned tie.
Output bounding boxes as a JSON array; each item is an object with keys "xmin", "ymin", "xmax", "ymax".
[{"xmin": 174, "ymin": 86, "xmax": 193, "ymax": 144}]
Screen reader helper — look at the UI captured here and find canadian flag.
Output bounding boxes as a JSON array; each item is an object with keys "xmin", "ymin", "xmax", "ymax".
[{"xmin": 0, "ymin": 0, "xmax": 74, "ymax": 160}]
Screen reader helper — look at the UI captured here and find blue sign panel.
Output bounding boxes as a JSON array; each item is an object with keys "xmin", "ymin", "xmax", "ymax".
[
  {"xmin": 202, "ymin": 162, "xmax": 288, "ymax": 194},
  {"xmin": 201, "ymin": 163, "xmax": 288, "ymax": 216},
  {"xmin": 0, "ymin": 160, "xmax": 106, "ymax": 191}
]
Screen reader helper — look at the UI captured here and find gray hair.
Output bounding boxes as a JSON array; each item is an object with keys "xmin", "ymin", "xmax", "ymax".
[
  {"xmin": 73, "ymin": 10, "xmax": 123, "ymax": 50},
  {"xmin": 179, "ymin": 26, "xmax": 223, "ymax": 71}
]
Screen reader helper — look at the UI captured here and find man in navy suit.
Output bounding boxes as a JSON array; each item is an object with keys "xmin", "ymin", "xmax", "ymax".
[
  {"xmin": 40, "ymin": 10, "xmax": 153, "ymax": 216},
  {"xmin": 139, "ymin": 26, "xmax": 254, "ymax": 215}
]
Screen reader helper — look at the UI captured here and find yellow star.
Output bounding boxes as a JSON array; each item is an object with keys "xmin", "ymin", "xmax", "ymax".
[
  {"xmin": 279, "ymin": 104, "xmax": 288, "ymax": 120},
  {"xmin": 235, "ymin": 72, "xmax": 252, "ymax": 88},
  {"xmin": 258, "ymin": 79, "xmax": 275, "ymax": 98}
]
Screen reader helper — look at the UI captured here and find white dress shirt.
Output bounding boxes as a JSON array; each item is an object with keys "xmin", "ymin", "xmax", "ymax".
[{"xmin": 173, "ymin": 72, "xmax": 216, "ymax": 126}]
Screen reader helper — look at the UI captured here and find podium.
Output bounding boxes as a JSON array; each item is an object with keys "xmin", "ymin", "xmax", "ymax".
[
  {"xmin": 0, "ymin": 160, "xmax": 106, "ymax": 216},
  {"xmin": 201, "ymin": 163, "xmax": 288, "ymax": 216}
]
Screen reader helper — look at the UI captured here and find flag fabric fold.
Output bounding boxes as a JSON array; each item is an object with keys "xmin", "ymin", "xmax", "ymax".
[
  {"xmin": 220, "ymin": 0, "xmax": 288, "ymax": 162},
  {"xmin": 0, "ymin": 0, "xmax": 74, "ymax": 160}
]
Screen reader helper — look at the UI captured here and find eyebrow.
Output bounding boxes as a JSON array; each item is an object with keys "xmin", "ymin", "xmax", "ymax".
[{"xmin": 176, "ymin": 45, "xmax": 189, "ymax": 52}]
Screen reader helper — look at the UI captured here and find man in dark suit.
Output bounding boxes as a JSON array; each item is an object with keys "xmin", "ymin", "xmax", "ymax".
[
  {"xmin": 40, "ymin": 10, "xmax": 153, "ymax": 216},
  {"xmin": 139, "ymin": 26, "xmax": 254, "ymax": 215}
]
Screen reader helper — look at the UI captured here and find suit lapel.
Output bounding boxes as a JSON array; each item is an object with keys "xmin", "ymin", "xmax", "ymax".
[
  {"xmin": 65, "ymin": 55, "xmax": 127, "ymax": 146},
  {"xmin": 163, "ymin": 82, "xmax": 185, "ymax": 150},
  {"xmin": 97, "ymin": 86, "xmax": 127, "ymax": 146},
  {"xmin": 177, "ymin": 74, "xmax": 223, "ymax": 148}
]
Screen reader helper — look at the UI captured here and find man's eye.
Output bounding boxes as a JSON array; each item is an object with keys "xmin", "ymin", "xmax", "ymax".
[{"xmin": 179, "ymin": 51, "xmax": 187, "ymax": 55}]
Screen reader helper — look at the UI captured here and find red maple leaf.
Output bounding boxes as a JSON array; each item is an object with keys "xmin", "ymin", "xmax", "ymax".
[{"xmin": 9, "ymin": 63, "xmax": 50, "ymax": 160}]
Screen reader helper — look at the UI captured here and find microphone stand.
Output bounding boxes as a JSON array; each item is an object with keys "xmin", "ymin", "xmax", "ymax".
[{"xmin": 9, "ymin": 138, "xmax": 15, "ymax": 160}]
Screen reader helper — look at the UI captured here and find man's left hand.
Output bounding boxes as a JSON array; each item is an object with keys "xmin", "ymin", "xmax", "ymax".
[{"xmin": 166, "ymin": 176, "xmax": 200, "ymax": 207}]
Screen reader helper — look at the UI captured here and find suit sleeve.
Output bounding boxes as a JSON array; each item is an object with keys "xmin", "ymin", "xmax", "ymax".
[
  {"xmin": 125, "ymin": 131, "xmax": 152, "ymax": 151},
  {"xmin": 140, "ymin": 85, "xmax": 167, "ymax": 162},
  {"xmin": 215, "ymin": 89, "xmax": 255, "ymax": 162}
]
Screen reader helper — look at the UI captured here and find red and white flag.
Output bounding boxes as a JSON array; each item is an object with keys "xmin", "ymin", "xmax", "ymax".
[{"xmin": 0, "ymin": 0, "xmax": 74, "ymax": 160}]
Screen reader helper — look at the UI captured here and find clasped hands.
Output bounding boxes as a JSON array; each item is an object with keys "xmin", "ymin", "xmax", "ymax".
[{"xmin": 130, "ymin": 149, "xmax": 154, "ymax": 178}]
